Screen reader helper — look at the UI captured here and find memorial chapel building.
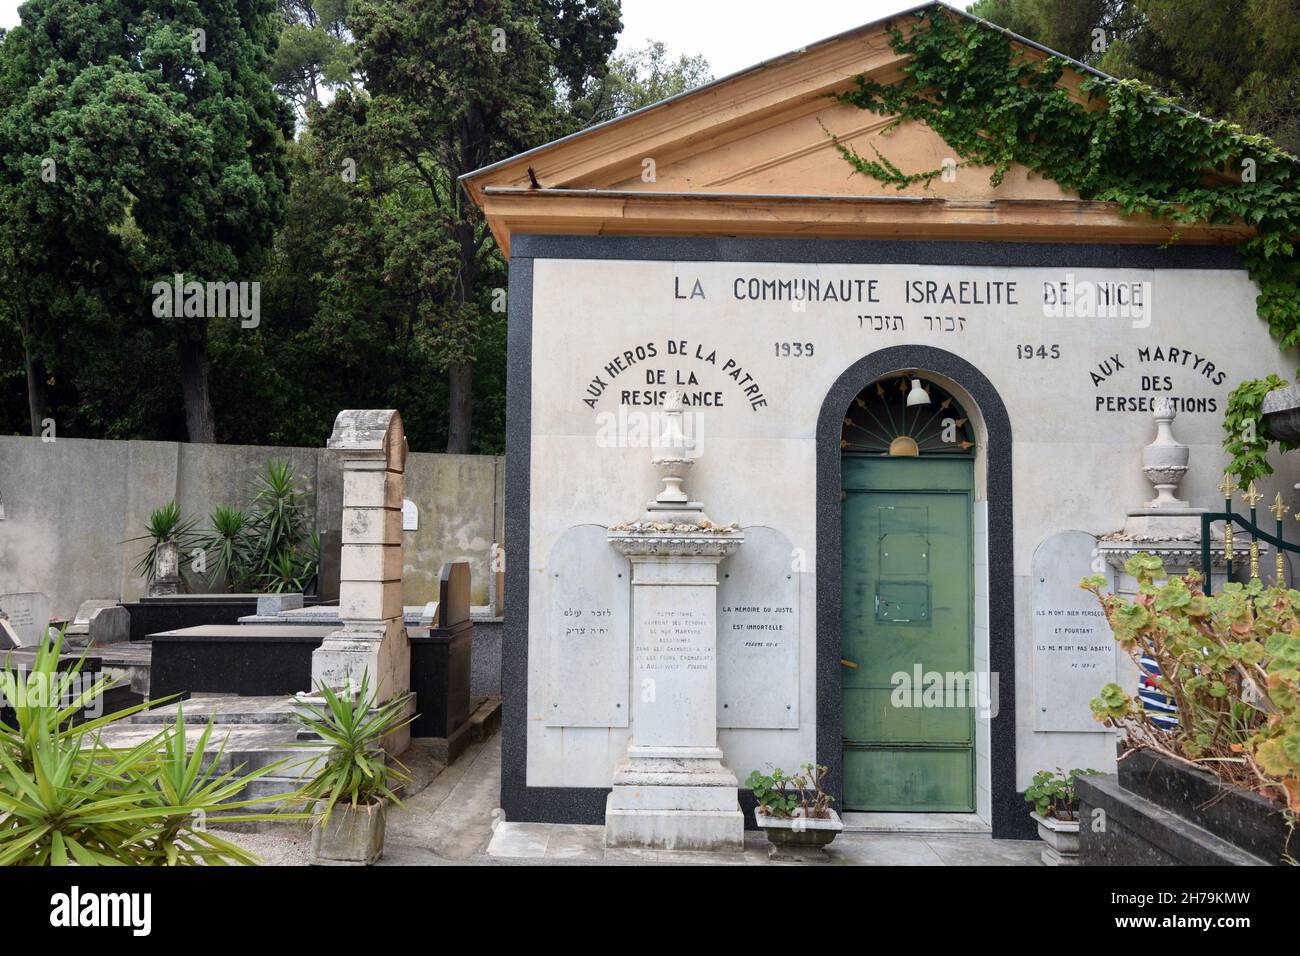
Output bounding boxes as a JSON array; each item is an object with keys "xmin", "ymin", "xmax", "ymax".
[{"xmin": 462, "ymin": 4, "xmax": 1297, "ymax": 838}]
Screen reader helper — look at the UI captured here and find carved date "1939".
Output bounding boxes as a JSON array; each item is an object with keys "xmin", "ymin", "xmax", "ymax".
[{"xmin": 775, "ymin": 342, "xmax": 815, "ymax": 357}]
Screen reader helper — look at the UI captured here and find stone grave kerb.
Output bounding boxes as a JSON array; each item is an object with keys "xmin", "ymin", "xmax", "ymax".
[{"xmin": 309, "ymin": 409, "xmax": 413, "ymax": 753}]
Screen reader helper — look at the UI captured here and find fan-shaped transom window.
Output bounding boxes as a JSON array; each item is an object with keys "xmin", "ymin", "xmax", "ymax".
[{"xmin": 840, "ymin": 375, "xmax": 974, "ymax": 457}]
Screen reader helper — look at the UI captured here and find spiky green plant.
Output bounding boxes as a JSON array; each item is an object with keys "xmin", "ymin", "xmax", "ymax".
[
  {"xmin": 198, "ymin": 504, "xmax": 254, "ymax": 591},
  {"xmin": 292, "ymin": 672, "xmax": 413, "ymax": 825},
  {"xmin": 0, "ymin": 629, "xmax": 303, "ymax": 865},
  {"xmin": 249, "ymin": 460, "xmax": 308, "ymax": 573},
  {"xmin": 257, "ymin": 550, "xmax": 316, "ymax": 594},
  {"xmin": 127, "ymin": 501, "xmax": 199, "ymax": 581}
]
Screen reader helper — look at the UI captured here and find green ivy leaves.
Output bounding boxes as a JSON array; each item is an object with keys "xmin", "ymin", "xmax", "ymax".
[
  {"xmin": 835, "ymin": 9, "xmax": 1300, "ymax": 368},
  {"xmin": 1223, "ymin": 374, "xmax": 1294, "ymax": 483}
]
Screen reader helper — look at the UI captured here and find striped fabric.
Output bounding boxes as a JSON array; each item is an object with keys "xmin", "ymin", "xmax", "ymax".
[{"xmin": 1137, "ymin": 653, "xmax": 1179, "ymax": 730}]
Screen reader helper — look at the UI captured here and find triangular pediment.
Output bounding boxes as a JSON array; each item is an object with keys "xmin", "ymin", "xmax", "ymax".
[{"xmin": 462, "ymin": 3, "xmax": 1250, "ymax": 254}]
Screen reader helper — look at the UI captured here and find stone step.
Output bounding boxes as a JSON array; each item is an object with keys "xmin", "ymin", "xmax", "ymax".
[
  {"xmin": 129, "ymin": 694, "xmax": 299, "ymax": 725},
  {"xmin": 88, "ymin": 720, "xmax": 323, "ymax": 775},
  {"xmin": 83, "ymin": 691, "xmax": 455, "ymax": 832}
]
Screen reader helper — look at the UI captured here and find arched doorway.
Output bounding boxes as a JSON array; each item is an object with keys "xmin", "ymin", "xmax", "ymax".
[
  {"xmin": 840, "ymin": 375, "xmax": 976, "ymax": 811},
  {"xmin": 815, "ymin": 346, "xmax": 1017, "ymax": 835}
]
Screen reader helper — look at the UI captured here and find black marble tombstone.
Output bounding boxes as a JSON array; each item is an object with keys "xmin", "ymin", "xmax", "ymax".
[
  {"xmin": 408, "ymin": 561, "xmax": 473, "ymax": 760},
  {"xmin": 316, "ymin": 529, "xmax": 342, "ymax": 603},
  {"xmin": 123, "ymin": 594, "xmax": 263, "ymax": 642}
]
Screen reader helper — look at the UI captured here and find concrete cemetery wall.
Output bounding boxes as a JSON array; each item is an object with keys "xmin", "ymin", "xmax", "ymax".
[{"xmin": 0, "ymin": 436, "xmax": 502, "ymax": 617}]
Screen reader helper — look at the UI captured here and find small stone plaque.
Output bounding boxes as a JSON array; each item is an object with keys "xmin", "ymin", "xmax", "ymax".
[
  {"xmin": 402, "ymin": 498, "xmax": 419, "ymax": 531},
  {"xmin": 544, "ymin": 525, "xmax": 630, "ymax": 728},
  {"xmin": 0, "ymin": 591, "xmax": 50, "ymax": 646},
  {"xmin": 1031, "ymin": 531, "xmax": 1116, "ymax": 732},
  {"xmin": 717, "ymin": 526, "xmax": 799, "ymax": 729}
]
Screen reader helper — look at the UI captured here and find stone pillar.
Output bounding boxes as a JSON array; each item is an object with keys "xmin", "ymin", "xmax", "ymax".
[
  {"xmin": 604, "ymin": 392, "xmax": 745, "ymax": 851},
  {"xmin": 310, "ymin": 409, "xmax": 413, "ymax": 754}
]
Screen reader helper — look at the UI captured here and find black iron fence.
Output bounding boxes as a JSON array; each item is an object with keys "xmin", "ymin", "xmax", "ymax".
[{"xmin": 1200, "ymin": 475, "xmax": 1300, "ymax": 594}]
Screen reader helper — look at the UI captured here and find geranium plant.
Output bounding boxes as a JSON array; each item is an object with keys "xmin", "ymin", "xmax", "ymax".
[
  {"xmin": 1081, "ymin": 555, "xmax": 1300, "ymax": 814},
  {"xmin": 746, "ymin": 763, "xmax": 835, "ymax": 819},
  {"xmin": 1024, "ymin": 768, "xmax": 1098, "ymax": 821}
]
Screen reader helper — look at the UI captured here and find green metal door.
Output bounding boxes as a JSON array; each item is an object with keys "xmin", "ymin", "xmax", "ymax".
[{"xmin": 841, "ymin": 457, "xmax": 974, "ymax": 812}]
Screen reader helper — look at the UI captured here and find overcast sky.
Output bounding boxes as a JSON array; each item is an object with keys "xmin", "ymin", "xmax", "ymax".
[{"xmin": 0, "ymin": 1, "xmax": 923, "ymax": 77}]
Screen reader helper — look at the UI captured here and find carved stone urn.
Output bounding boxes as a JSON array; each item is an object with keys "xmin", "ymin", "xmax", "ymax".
[{"xmin": 1141, "ymin": 398, "xmax": 1190, "ymax": 508}]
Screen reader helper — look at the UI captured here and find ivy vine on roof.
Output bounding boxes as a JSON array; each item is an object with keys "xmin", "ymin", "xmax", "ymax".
[{"xmin": 828, "ymin": 7, "xmax": 1300, "ymax": 354}]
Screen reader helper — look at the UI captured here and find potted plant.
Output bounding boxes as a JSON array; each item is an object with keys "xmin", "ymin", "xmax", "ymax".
[
  {"xmin": 292, "ymin": 672, "xmax": 413, "ymax": 866},
  {"xmin": 745, "ymin": 763, "xmax": 843, "ymax": 857},
  {"xmin": 1024, "ymin": 767, "xmax": 1097, "ymax": 866},
  {"xmin": 0, "ymin": 628, "xmax": 299, "ymax": 864}
]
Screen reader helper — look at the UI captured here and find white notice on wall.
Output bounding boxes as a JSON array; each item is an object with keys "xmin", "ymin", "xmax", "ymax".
[{"xmin": 1031, "ymin": 531, "xmax": 1116, "ymax": 732}]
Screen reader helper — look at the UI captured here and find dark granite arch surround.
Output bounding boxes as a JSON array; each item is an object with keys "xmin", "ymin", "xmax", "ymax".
[
  {"xmin": 817, "ymin": 347, "xmax": 1017, "ymax": 837},
  {"xmin": 499, "ymin": 234, "xmax": 1243, "ymax": 837}
]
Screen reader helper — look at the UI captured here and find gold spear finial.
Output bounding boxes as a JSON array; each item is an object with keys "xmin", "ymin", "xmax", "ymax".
[
  {"xmin": 1270, "ymin": 492, "xmax": 1289, "ymax": 522},
  {"xmin": 1243, "ymin": 481, "xmax": 1264, "ymax": 509},
  {"xmin": 1218, "ymin": 473, "xmax": 1239, "ymax": 500}
]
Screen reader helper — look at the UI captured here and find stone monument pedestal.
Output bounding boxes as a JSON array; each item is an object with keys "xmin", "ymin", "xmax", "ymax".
[
  {"xmin": 603, "ymin": 543, "xmax": 744, "ymax": 851},
  {"xmin": 605, "ymin": 747, "xmax": 745, "ymax": 850},
  {"xmin": 601, "ymin": 390, "xmax": 745, "ymax": 852}
]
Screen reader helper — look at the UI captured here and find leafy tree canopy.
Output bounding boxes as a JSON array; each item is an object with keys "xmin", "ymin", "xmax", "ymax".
[{"xmin": 970, "ymin": 0, "xmax": 1300, "ymax": 155}]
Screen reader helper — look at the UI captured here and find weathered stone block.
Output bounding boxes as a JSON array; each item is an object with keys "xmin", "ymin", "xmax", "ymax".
[
  {"xmin": 341, "ymin": 507, "xmax": 403, "ymax": 545},
  {"xmin": 256, "ymin": 593, "xmax": 304, "ymax": 616},
  {"xmin": 342, "ymin": 470, "xmax": 403, "ymax": 510},
  {"xmin": 339, "ymin": 544, "xmax": 403, "ymax": 583},
  {"xmin": 338, "ymin": 581, "xmax": 403, "ymax": 622}
]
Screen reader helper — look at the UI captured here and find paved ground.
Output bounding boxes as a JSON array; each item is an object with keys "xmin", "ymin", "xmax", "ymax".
[{"xmin": 222, "ymin": 735, "xmax": 1043, "ymax": 866}]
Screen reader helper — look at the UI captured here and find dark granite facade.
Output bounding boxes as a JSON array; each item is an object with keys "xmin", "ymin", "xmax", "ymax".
[
  {"xmin": 149, "ymin": 625, "xmax": 330, "ymax": 698},
  {"xmin": 1078, "ymin": 750, "xmax": 1290, "ymax": 865},
  {"xmin": 408, "ymin": 620, "xmax": 473, "ymax": 740},
  {"xmin": 500, "ymin": 235, "xmax": 1246, "ymax": 834},
  {"xmin": 124, "ymin": 595, "xmax": 263, "ymax": 642}
]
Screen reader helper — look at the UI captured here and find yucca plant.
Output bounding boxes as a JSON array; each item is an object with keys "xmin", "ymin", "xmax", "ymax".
[
  {"xmin": 197, "ymin": 504, "xmax": 254, "ymax": 591},
  {"xmin": 249, "ymin": 460, "xmax": 309, "ymax": 575},
  {"xmin": 292, "ymin": 672, "xmax": 413, "ymax": 824},
  {"xmin": 0, "ymin": 629, "xmax": 303, "ymax": 865},
  {"xmin": 257, "ymin": 550, "xmax": 316, "ymax": 594},
  {"xmin": 127, "ymin": 501, "xmax": 199, "ymax": 581}
]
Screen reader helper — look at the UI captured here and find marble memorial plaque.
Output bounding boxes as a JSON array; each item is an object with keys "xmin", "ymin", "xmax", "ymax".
[
  {"xmin": 1031, "ymin": 531, "xmax": 1116, "ymax": 732},
  {"xmin": 401, "ymin": 498, "xmax": 419, "ymax": 531},
  {"xmin": 0, "ymin": 591, "xmax": 50, "ymax": 647},
  {"xmin": 717, "ymin": 526, "xmax": 799, "ymax": 729},
  {"xmin": 544, "ymin": 525, "xmax": 631, "ymax": 727}
]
